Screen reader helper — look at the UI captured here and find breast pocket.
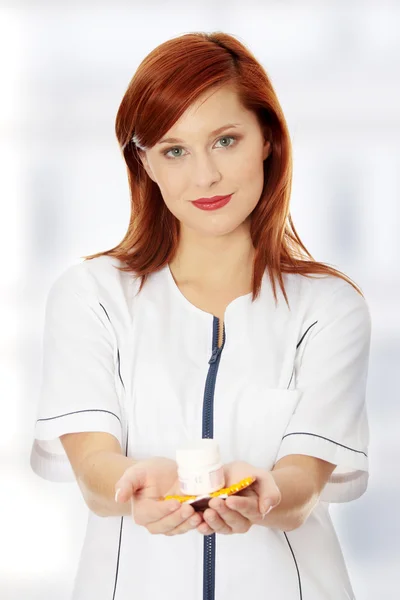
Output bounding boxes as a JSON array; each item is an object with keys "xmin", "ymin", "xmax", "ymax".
[{"xmin": 215, "ymin": 388, "xmax": 301, "ymax": 469}]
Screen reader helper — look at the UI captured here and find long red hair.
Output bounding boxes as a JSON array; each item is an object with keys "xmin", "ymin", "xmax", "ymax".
[{"xmin": 83, "ymin": 31, "xmax": 363, "ymax": 307}]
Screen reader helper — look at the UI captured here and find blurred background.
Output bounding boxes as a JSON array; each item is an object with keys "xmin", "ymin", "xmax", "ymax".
[{"xmin": 1, "ymin": 0, "xmax": 399, "ymax": 598}]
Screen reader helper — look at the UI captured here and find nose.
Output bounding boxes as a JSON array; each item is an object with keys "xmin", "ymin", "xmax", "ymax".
[{"xmin": 190, "ymin": 152, "xmax": 222, "ymax": 188}]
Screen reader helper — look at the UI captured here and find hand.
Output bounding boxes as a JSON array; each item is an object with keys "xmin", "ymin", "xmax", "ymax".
[
  {"xmin": 196, "ymin": 461, "xmax": 281, "ymax": 536},
  {"xmin": 115, "ymin": 457, "xmax": 204, "ymax": 536}
]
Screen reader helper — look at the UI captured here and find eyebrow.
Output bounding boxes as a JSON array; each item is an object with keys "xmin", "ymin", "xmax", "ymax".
[{"xmin": 158, "ymin": 123, "xmax": 242, "ymax": 145}]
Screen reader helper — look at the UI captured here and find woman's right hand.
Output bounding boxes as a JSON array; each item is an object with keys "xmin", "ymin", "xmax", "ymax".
[{"xmin": 114, "ymin": 456, "xmax": 204, "ymax": 536}]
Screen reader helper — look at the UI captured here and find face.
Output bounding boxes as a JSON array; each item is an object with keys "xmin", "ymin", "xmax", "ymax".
[{"xmin": 138, "ymin": 84, "xmax": 271, "ymax": 239}]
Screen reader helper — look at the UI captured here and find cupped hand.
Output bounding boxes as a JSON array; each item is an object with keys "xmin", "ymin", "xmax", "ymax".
[
  {"xmin": 196, "ymin": 460, "xmax": 281, "ymax": 536},
  {"xmin": 114, "ymin": 457, "xmax": 204, "ymax": 536}
]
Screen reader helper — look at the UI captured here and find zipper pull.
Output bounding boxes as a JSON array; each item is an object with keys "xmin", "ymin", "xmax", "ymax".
[{"xmin": 208, "ymin": 347, "xmax": 222, "ymax": 365}]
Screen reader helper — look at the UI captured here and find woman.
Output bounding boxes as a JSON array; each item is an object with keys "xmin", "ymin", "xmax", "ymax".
[{"xmin": 30, "ymin": 32, "xmax": 371, "ymax": 600}]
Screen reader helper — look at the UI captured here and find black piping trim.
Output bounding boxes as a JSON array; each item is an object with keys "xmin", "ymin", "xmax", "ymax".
[
  {"xmin": 37, "ymin": 408, "xmax": 121, "ymax": 425},
  {"xmin": 99, "ymin": 302, "xmax": 111, "ymax": 322},
  {"xmin": 117, "ymin": 348, "xmax": 125, "ymax": 390},
  {"xmin": 284, "ymin": 532, "xmax": 303, "ymax": 600},
  {"xmin": 281, "ymin": 432, "xmax": 368, "ymax": 457},
  {"xmin": 287, "ymin": 321, "xmax": 318, "ymax": 389},
  {"xmin": 296, "ymin": 320, "xmax": 318, "ymax": 349},
  {"xmin": 112, "ymin": 423, "xmax": 129, "ymax": 599},
  {"xmin": 287, "ymin": 370, "xmax": 294, "ymax": 389},
  {"xmin": 99, "ymin": 303, "xmax": 125, "ymax": 391}
]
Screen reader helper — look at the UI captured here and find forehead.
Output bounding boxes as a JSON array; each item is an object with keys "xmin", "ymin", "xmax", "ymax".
[{"xmin": 159, "ymin": 86, "xmax": 253, "ymax": 141}]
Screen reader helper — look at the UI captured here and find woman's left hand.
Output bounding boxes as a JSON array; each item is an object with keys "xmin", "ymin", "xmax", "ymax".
[{"xmin": 196, "ymin": 461, "xmax": 281, "ymax": 536}]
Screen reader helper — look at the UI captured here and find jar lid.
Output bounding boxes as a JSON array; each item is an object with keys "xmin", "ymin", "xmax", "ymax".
[{"xmin": 176, "ymin": 439, "xmax": 221, "ymax": 470}]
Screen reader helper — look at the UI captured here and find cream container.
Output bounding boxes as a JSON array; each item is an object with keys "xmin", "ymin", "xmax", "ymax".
[{"xmin": 176, "ymin": 439, "xmax": 225, "ymax": 495}]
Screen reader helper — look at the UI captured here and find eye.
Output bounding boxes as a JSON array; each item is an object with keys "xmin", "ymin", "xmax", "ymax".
[
  {"xmin": 163, "ymin": 135, "xmax": 239, "ymax": 159},
  {"xmin": 215, "ymin": 135, "xmax": 237, "ymax": 149}
]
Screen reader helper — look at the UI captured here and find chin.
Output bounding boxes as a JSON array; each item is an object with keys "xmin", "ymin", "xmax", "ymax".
[{"xmin": 198, "ymin": 220, "xmax": 246, "ymax": 238}]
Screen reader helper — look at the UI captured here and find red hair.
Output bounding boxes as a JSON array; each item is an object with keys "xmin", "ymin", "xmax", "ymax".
[{"xmin": 83, "ymin": 31, "xmax": 364, "ymax": 307}]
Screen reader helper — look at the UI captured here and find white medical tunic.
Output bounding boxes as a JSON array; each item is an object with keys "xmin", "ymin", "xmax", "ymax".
[{"xmin": 30, "ymin": 254, "xmax": 372, "ymax": 600}]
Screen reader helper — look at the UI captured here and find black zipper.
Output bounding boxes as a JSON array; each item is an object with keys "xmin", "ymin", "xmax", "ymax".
[{"xmin": 202, "ymin": 316, "xmax": 226, "ymax": 600}]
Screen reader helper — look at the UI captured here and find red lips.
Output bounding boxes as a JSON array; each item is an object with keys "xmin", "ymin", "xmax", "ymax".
[
  {"xmin": 192, "ymin": 194, "xmax": 231, "ymax": 204},
  {"xmin": 191, "ymin": 194, "xmax": 233, "ymax": 211}
]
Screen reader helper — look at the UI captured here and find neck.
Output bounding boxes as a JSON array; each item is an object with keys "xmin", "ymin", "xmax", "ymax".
[{"xmin": 169, "ymin": 223, "xmax": 255, "ymax": 291}]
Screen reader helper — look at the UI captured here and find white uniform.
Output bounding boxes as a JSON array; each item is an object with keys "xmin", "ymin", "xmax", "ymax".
[{"xmin": 30, "ymin": 254, "xmax": 371, "ymax": 600}]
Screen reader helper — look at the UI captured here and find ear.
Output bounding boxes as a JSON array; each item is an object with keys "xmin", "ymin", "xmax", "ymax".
[
  {"xmin": 137, "ymin": 150, "xmax": 157, "ymax": 183},
  {"xmin": 262, "ymin": 139, "xmax": 271, "ymax": 161}
]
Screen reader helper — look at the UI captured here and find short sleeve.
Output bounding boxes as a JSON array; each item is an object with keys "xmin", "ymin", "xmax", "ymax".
[
  {"xmin": 30, "ymin": 263, "xmax": 124, "ymax": 483},
  {"xmin": 275, "ymin": 281, "xmax": 372, "ymax": 503}
]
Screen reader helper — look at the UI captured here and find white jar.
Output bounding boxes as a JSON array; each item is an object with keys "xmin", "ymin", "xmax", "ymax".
[{"xmin": 176, "ymin": 439, "xmax": 225, "ymax": 495}]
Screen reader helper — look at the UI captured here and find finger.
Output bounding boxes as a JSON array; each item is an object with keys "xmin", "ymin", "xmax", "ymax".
[
  {"xmin": 133, "ymin": 498, "xmax": 182, "ymax": 526},
  {"xmin": 210, "ymin": 498, "xmax": 251, "ymax": 530},
  {"xmin": 197, "ymin": 521, "xmax": 215, "ymax": 536},
  {"xmin": 209, "ymin": 498, "xmax": 251, "ymax": 533},
  {"xmin": 146, "ymin": 502, "xmax": 196, "ymax": 535},
  {"xmin": 164, "ymin": 511, "xmax": 203, "ymax": 536},
  {"xmin": 203, "ymin": 508, "xmax": 232, "ymax": 535},
  {"xmin": 115, "ymin": 466, "xmax": 148, "ymax": 503},
  {"xmin": 255, "ymin": 473, "xmax": 281, "ymax": 514},
  {"xmin": 224, "ymin": 495, "xmax": 260, "ymax": 521}
]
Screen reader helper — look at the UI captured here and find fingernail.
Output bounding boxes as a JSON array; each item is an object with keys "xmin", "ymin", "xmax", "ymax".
[
  {"xmin": 261, "ymin": 499, "xmax": 277, "ymax": 514},
  {"xmin": 261, "ymin": 505, "xmax": 274, "ymax": 519},
  {"xmin": 115, "ymin": 488, "xmax": 121, "ymax": 503}
]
